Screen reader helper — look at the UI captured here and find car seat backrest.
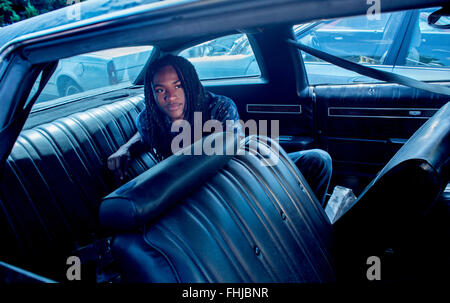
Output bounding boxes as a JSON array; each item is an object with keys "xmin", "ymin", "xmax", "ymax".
[
  {"xmin": 100, "ymin": 135, "xmax": 335, "ymax": 282},
  {"xmin": 333, "ymin": 101, "xmax": 450, "ymax": 272}
]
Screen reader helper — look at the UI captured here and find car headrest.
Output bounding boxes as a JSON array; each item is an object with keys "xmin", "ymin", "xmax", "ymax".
[{"xmin": 99, "ymin": 132, "xmax": 239, "ymax": 232}]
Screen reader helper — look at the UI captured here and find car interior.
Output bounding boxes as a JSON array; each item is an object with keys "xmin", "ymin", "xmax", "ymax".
[{"xmin": 0, "ymin": 1, "xmax": 449, "ymax": 283}]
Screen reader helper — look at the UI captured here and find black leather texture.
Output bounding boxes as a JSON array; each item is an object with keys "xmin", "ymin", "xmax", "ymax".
[
  {"xmin": 0, "ymin": 94, "xmax": 155, "ymax": 278},
  {"xmin": 106, "ymin": 136, "xmax": 335, "ymax": 282},
  {"xmin": 0, "ymin": 86, "xmax": 447, "ymax": 282},
  {"xmin": 100, "ymin": 132, "xmax": 238, "ymax": 232},
  {"xmin": 315, "ymin": 84, "xmax": 449, "ymax": 143}
]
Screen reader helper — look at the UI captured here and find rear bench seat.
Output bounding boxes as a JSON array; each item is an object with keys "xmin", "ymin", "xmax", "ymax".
[
  {"xmin": 0, "ymin": 90, "xmax": 337, "ymax": 282},
  {"xmin": 1, "ymin": 84, "xmax": 446, "ymax": 282},
  {"xmin": 0, "ymin": 94, "xmax": 156, "ymax": 280}
]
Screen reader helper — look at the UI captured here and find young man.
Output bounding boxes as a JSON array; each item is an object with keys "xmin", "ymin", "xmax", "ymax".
[{"xmin": 107, "ymin": 55, "xmax": 332, "ymax": 206}]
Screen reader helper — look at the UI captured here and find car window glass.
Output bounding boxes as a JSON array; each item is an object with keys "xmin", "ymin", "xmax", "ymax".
[
  {"xmin": 31, "ymin": 46, "xmax": 154, "ymax": 107},
  {"xmin": 294, "ymin": 11, "xmax": 405, "ymax": 85},
  {"xmin": 179, "ymin": 34, "xmax": 261, "ymax": 80},
  {"xmin": 27, "ymin": 72, "xmax": 42, "ymax": 105},
  {"xmin": 392, "ymin": 7, "xmax": 450, "ymax": 82}
]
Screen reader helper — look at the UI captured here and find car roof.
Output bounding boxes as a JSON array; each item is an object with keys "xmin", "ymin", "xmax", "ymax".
[
  {"xmin": 0, "ymin": 0, "xmax": 164, "ymax": 48},
  {"xmin": 1, "ymin": 0, "xmax": 446, "ymax": 59}
]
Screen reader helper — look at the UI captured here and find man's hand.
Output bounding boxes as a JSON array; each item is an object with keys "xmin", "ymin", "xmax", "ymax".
[
  {"xmin": 107, "ymin": 132, "xmax": 142, "ymax": 180},
  {"xmin": 107, "ymin": 146, "xmax": 131, "ymax": 180}
]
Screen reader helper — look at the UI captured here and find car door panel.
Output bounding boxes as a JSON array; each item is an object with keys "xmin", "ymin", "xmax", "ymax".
[{"xmin": 314, "ymin": 83, "xmax": 449, "ymax": 193}]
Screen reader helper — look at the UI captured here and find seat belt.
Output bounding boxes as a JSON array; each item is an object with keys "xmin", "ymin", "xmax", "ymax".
[{"xmin": 287, "ymin": 39, "xmax": 450, "ymax": 96}]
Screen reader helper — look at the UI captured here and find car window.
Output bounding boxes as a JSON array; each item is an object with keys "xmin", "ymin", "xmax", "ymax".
[
  {"xmin": 392, "ymin": 8, "xmax": 450, "ymax": 81},
  {"xmin": 294, "ymin": 11, "xmax": 405, "ymax": 85},
  {"xmin": 32, "ymin": 46, "xmax": 154, "ymax": 107},
  {"xmin": 179, "ymin": 34, "xmax": 261, "ymax": 80}
]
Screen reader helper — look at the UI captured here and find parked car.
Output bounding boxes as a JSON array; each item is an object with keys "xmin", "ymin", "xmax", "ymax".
[
  {"xmin": 35, "ymin": 46, "xmax": 153, "ymax": 102},
  {"xmin": 180, "ymin": 33, "xmax": 261, "ymax": 79},
  {"xmin": 0, "ymin": 0, "xmax": 448, "ymax": 285}
]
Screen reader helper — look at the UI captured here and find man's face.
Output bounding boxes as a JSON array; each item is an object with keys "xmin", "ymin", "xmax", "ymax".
[{"xmin": 153, "ymin": 65, "xmax": 186, "ymax": 121}]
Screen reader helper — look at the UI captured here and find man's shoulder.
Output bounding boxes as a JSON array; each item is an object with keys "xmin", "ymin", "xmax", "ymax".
[
  {"xmin": 205, "ymin": 91, "xmax": 239, "ymax": 122},
  {"xmin": 137, "ymin": 107, "xmax": 147, "ymax": 125},
  {"xmin": 206, "ymin": 91, "xmax": 237, "ymax": 110}
]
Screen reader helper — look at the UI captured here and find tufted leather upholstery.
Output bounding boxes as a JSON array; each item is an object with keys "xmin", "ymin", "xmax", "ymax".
[
  {"xmin": 100, "ymin": 132, "xmax": 239, "ymax": 232},
  {"xmin": 100, "ymin": 101, "xmax": 449, "ymax": 282},
  {"xmin": 0, "ymin": 87, "xmax": 447, "ymax": 282},
  {"xmin": 0, "ymin": 94, "xmax": 156, "ymax": 279},
  {"xmin": 103, "ymin": 136, "xmax": 335, "ymax": 282},
  {"xmin": 0, "ymin": 91, "xmax": 337, "ymax": 282}
]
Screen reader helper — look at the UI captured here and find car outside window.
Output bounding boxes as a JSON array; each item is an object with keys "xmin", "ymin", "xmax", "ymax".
[
  {"xmin": 179, "ymin": 34, "xmax": 261, "ymax": 80},
  {"xmin": 392, "ymin": 8, "xmax": 450, "ymax": 82},
  {"xmin": 32, "ymin": 46, "xmax": 154, "ymax": 106},
  {"xmin": 295, "ymin": 11, "xmax": 405, "ymax": 85}
]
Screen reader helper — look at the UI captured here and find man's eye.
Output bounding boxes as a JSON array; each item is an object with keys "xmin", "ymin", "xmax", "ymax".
[
  {"xmin": 155, "ymin": 89, "xmax": 164, "ymax": 93},
  {"xmin": 176, "ymin": 85, "xmax": 183, "ymax": 89}
]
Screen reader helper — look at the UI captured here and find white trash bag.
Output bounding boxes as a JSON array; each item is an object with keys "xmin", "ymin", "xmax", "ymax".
[{"xmin": 325, "ymin": 185, "xmax": 357, "ymax": 224}]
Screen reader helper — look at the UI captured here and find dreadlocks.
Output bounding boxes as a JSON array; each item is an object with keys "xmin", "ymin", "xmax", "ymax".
[{"xmin": 142, "ymin": 54, "xmax": 208, "ymax": 161}]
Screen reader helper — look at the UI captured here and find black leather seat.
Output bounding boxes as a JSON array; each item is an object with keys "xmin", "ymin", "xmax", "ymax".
[
  {"xmin": 0, "ymin": 94, "xmax": 155, "ymax": 280},
  {"xmin": 100, "ymin": 134, "xmax": 336, "ymax": 282},
  {"xmin": 0, "ymin": 86, "xmax": 447, "ymax": 282},
  {"xmin": 100, "ymin": 101, "xmax": 449, "ymax": 282}
]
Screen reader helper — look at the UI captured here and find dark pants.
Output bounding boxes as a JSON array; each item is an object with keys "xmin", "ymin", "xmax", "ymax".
[{"xmin": 288, "ymin": 149, "xmax": 332, "ymax": 207}]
